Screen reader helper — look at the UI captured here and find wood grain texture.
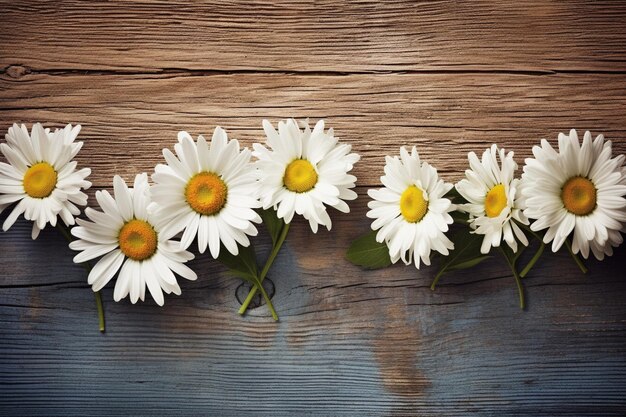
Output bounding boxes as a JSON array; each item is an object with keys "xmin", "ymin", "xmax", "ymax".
[
  {"xmin": 2, "ymin": 1, "xmax": 626, "ymax": 72},
  {"xmin": 1, "ymin": 0, "xmax": 625, "ymax": 416},
  {"xmin": 1, "ymin": 71, "xmax": 625, "ymax": 186},
  {"xmin": 1, "ymin": 197, "xmax": 625, "ymax": 416}
]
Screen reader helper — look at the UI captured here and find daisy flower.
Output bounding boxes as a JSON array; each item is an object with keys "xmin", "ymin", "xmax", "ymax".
[
  {"xmin": 455, "ymin": 144, "xmax": 529, "ymax": 254},
  {"xmin": 151, "ymin": 127, "xmax": 261, "ymax": 258},
  {"xmin": 253, "ymin": 118, "xmax": 359, "ymax": 232},
  {"xmin": 0, "ymin": 123, "xmax": 91, "ymax": 239},
  {"xmin": 367, "ymin": 146, "xmax": 455, "ymax": 268},
  {"xmin": 70, "ymin": 174, "xmax": 197, "ymax": 306},
  {"xmin": 522, "ymin": 129, "xmax": 626, "ymax": 260}
]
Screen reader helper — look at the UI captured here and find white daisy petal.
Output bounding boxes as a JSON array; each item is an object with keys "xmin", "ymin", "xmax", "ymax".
[
  {"xmin": 161, "ymin": 255, "xmax": 198, "ymax": 281},
  {"xmin": 217, "ymin": 219, "xmax": 239, "ymax": 255},
  {"xmin": 113, "ymin": 259, "xmax": 133, "ymax": 302},
  {"xmin": 151, "ymin": 252, "xmax": 178, "ymax": 286},
  {"xmin": 74, "ymin": 243, "xmax": 119, "ymax": 264},
  {"xmin": 0, "ymin": 124, "xmax": 90, "ymax": 237},
  {"xmin": 253, "ymin": 119, "xmax": 358, "ymax": 233},
  {"xmin": 69, "ymin": 174, "xmax": 196, "ymax": 305},
  {"xmin": 368, "ymin": 147, "xmax": 455, "ymax": 269},
  {"xmin": 152, "ymin": 126, "xmax": 261, "ymax": 259},
  {"xmin": 207, "ymin": 215, "xmax": 221, "ymax": 258},
  {"xmin": 522, "ymin": 130, "xmax": 625, "ymax": 260},
  {"xmin": 31, "ymin": 223, "xmax": 42, "ymax": 240},
  {"xmin": 130, "ymin": 261, "xmax": 142, "ymax": 304},
  {"xmin": 455, "ymin": 145, "xmax": 528, "ymax": 254},
  {"xmin": 197, "ymin": 215, "xmax": 209, "ymax": 254},
  {"xmin": 159, "ymin": 209, "xmax": 195, "ymax": 241},
  {"xmin": 89, "ymin": 249, "xmax": 124, "ymax": 291},
  {"xmin": 142, "ymin": 260, "xmax": 164, "ymax": 306},
  {"xmin": 95, "ymin": 190, "xmax": 123, "ymax": 223},
  {"xmin": 182, "ymin": 213, "xmax": 200, "ymax": 251},
  {"xmin": 132, "ymin": 173, "xmax": 150, "ymax": 220},
  {"xmin": 139, "ymin": 267, "xmax": 146, "ymax": 301},
  {"xmin": 113, "ymin": 175, "xmax": 133, "ymax": 222},
  {"xmin": 179, "ymin": 136, "xmax": 201, "ymax": 174},
  {"xmin": 196, "ymin": 134, "xmax": 211, "ymax": 172},
  {"xmin": 71, "ymin": 226, "xmax": 118, "ymax": 245},
  {"xmin": 2, "ymin": 143, "xmax": 29, "ymax": 173}
]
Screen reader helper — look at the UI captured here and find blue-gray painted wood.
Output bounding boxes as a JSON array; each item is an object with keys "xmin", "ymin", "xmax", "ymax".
[
  {"xmin": 1, "ymin": 1, "xmax": 626, "ymax": 414},
  {"xmin": 1, "ymin": 201, "xmax": 625, "ymax": 416}
]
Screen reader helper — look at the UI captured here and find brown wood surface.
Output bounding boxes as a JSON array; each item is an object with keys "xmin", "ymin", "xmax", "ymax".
[
  {"xmin": 1, "ymin": 71, "xmax": 625, "ymax": 185},
  {"xmin": 1, "ymin": 1, "xmax": 625, "ymax": 416},
  {"xmin": 2, "ymin": 1, "xmax": 626, "ymax": 72}
]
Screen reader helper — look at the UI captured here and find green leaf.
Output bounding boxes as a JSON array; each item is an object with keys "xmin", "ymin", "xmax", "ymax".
[
  {"xmin": 430, "ymin": 229, "xmax": 488, "ymax": 290},
  {"xmin": 258, "ymin": 208, "xmax": 285, "ymax": 246},
  {"xmin": 447, "ymin": 255, "xmax": 492, "ymax": 271},
  {"xmin": 216, "ymin": 243, "xmax": 259, "ymax": 278},
  {"xmin": 440, "ymin": 229, "xmax": 486, "ymax": 269},
  {"xmin": 226, "ymin": 269, "xmax": 257, "ymax": 283},
  {"xmin": 346, "ymin": 230, "xmax": 392, "ymax": 270}
]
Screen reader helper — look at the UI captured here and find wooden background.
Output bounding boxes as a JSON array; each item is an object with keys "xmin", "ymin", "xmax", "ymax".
[{"xmin": 1, "ymin": 1, "xmax": 625, "ymax": 415}]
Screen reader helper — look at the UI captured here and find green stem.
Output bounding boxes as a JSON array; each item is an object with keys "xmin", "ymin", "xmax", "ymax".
[
  {"xmin": 515, "ymin": 222, "xmax": 546, "ymax": 279},
  {"xmin": 238, "ymin": 222, "xmax": 291, "ymax": 317},
  {"xmin": 565, "ymin": 239, "xmax": 588, "ymax": 274},
  {"xmin": 253, "ymin": 276, "xmax": 278, "ymax": 321},
  {"xmin": 519, "ymin": 241, "xmax": 544, "ymax": 278},
  {"xmin": 430, "ymin": 269, "xmax": 445, "ymax": 291},
  {"xmin": 93, "ymin": 291, "xmax": 105, "ymax": 332},
  {"xmin": 56, "ymin": 221, "xmax": 72, "ymax": 242},
  {"xmin": 57, "ymin": 224, "xmax": 106, "ymax": 332},
  {"xmin": 499, "ymin": 248, "xmax": 526, "ymax": 310},
  {"xmin": 519, "ymin": 228, "xmax": 545, "ymax": 278},
  {"xmin": 512, "ymin": 266, "xmax": 525, "ymax": 310}
]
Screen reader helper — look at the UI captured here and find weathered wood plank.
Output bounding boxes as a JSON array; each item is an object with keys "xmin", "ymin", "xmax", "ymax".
[
  {"xmin": 1, "ymin": 191, "xmax": 625, "ymax": 416},
  {"xmin": 1, "ymin": 1, "xmax": 626, "ymax": 414},
  {"xmin": 1, "ymin": 72, "xmax": 625, "ymax": 186},
  {"xmin": 1, "ymin": 0, "xmax": 626, "ymax": 73}
]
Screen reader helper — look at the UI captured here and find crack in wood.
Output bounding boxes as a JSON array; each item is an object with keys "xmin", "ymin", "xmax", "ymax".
[{"xmin": 5, "ymin": 64, "xmax": 626, "ymax": 79}]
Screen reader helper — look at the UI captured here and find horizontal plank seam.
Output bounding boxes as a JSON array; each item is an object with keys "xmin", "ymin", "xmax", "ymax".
[
  {"xmin": 3, "ymin": 275, "xmax": 622, "ymax": 291},
  {"xmin": 5, "ymin": 65, "xmax": 626, "ymax": 78}
]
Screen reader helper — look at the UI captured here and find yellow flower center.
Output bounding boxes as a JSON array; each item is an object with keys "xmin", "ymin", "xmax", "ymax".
[
  {"xmin": 485, "ymin": 184, "xmax": 508, "ymax": 218},
  {"xmin": 23, "ymin": 162, "xmax": 57, "ymax": 198},
  {"xmin": 561, "ymin": 176, "xmax": 596, "ymax": 216},
  {"xmin": 400, "ymin": 185, "xmax": 428, "ymax": 223},
  {"xmin": 185, "ymin": 172, "xmax": 227, "ymax": 215},
  {"xmin": 283, "ymin": 159, "xmax": 318, "ymax": 193},
  {"xmin": 118, "ymin": 219, "xmax": 158, "ymax": 261}
]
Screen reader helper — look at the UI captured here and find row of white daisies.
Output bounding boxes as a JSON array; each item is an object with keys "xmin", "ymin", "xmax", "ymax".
[{"xmin": 1, "ymin": 119, "xmax": 624, "ymax": 308}]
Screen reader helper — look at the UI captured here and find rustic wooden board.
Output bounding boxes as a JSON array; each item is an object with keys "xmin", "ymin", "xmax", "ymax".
[
  {"xmin": 2, "ymin": 1, "xmax": 626, "ymax": 72},
  {"xmin": 1, "ymin": 1, "xmax": 625, "ymax": 416},
  {"xmin": 1, "ymin": 71, "xmax": 625, "ymax": 186},
  {"xmin": 1, "ymin": 198, "xmax": 625, "ymax": 416}
]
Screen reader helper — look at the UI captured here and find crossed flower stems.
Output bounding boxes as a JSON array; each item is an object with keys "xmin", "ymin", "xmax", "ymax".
[
  {"xmin": 237, "ymin": 219, "xmax": 291, "ymax": 321},
  {"xmin": 58, "ymin": 203, "xmax": 588, "ymax": 327},
  {"xmin": 55, "ymin": 205, "xmax": 289, "ymax": 328}
]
